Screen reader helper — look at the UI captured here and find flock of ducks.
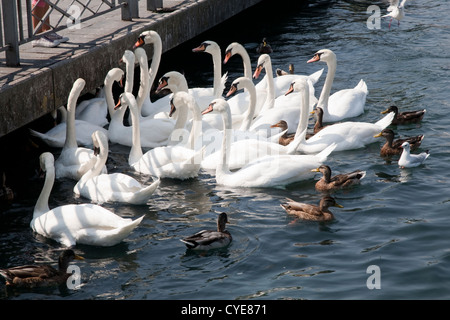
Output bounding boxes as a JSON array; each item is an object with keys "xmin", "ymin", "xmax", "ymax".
[{"xmin": 1, "ymin": 22, "xmax": 428, "ymax": 289}]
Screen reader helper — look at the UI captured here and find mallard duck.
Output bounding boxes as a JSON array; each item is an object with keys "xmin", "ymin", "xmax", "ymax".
[
  {"xmin": 311, "ymin": 107, "xmax": 330, "ymax": 134},
  {"xmin": 180, "ymin": 213, "xmax": 232, "ymax": 250},
  {"xmin": 276, "ymin": 64, "xmax": 294, "ymax": 77},
  {"xmin": 270, "ymin": 119, "xmax": 315, "ymax": 145},
  {"xmin": 0, "ymin": 250, "xmax": 84, "ymax": 288},
  {"xmin": 280, "ymin": 196, "xmax": 343, "ymax": 221},
  {"xmin": 311, "ymin": 165, "xmax": 366, "ymax": 192},
  {"xmin": 398, "ymin": 142, "xmax": 430, "ymax": 168},
  {"xmin": 256, "ymin": 37, "xmax": 273, "ymax": 54},
  {"xmin": 373, "ymin": 128, "xmax": 424, "ymax": 156},
  {"xmin": 381, "ymin": 105, "xmax": 426, "ymax": 125}
]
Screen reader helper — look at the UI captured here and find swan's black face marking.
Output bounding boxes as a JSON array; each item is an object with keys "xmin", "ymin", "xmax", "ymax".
[
  {"xmin": 285, "ymin": 82, "xmax": 295, "ymax": 96},
  {"xmin": 202, "ymin": 101, "xmax": 216, "ymax": 115},
  {"xmin": 94, "ymin": 146, "xmax": 100, "ymax": 156},
  {"xmin": 169, "ymin": 97, "xmax": 177, "ymax": 117},
  {"xmin": 133, "ymin": 36, "xmax": 145, "ymax": 49},
  {"xmin": 156, "ymin": 76, "xmax": 169, "ymax": 93},
  {"xmin": 192, "ymin": 42, "xmax": 210, "ymax": 52},
  {"xmin": 226, "ymin": 82, "xmax": 239, "ymax": 97},
  {"xmin": 224, "ymin": 49, "xmax": 232, "ymax": 63},
  {"xmin": 308, "ymin": 51, "xmax": 324, "ymax": 63}
]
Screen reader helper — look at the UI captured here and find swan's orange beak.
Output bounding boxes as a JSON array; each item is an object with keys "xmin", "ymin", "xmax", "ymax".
[
  {"xmin": 114, "ymin": 100, "xmax": 122, "ymax": 110},
  {"xmin": 119, "ymin": 75, "xmax": 124, "ymax": 88},
  {"xmin": 307, "ymin": 53, "xmax": 321, "ymax": 63},
  {"xmin": 253, "ymin": 65, "xmax": 263, "ymax": 79},
  {"xmin": 169, "ymin": 101, "xmax": 176, "ymax": 117},
  {"xmin": 201, "ymin": 104, "xmax": 214, "ymax": 115},
  {"xmin": 270, "ymin": 122, "xmax": 280, "ymax": 128},
  {"xmin": 285, "ymin": 83, "xmax": 295, "ymax": 96},
  {"xmin": 192, "ymin": 44, "xmax": 206, "ymax": 52},
  {"xmin": 133, "ymin": 36, "xmax": 145, "ymax": 49},
  {"xmin": 226, "ymin": 84, "xmax": 237, "ymax": 97},
  {"xmin": 156, "ymin": 77, "xmax": 168, "ymax": 94},
  {"xmin": 223, "ymin": 50, "xmax": 232, "ymax": 64}
]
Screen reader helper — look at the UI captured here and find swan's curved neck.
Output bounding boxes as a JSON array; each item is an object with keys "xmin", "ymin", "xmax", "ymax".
[
  {"xmin": 64, "ymin": 86, "xmax": 82, "ymax": 149},
  {"xmin": 316, "ymin": 57, "xmax": 336, "ymax": 114},
  {"xmin": 136, "ymin": 52, "xmax": 150, "ymax": 112},
  {"xmin": 263, "ymin": 60, "xmax": 275, "ymax": 110},
  {"xmin": 79, "ymin": 141, "xmax": 107, "ymax": 183},
  {"xmin": 218, "ymin": 106, "xmax": 233, "ymax": 175},
  {"xmin": 236, "ymin": 45, "xmax": 252, "ymax": 79},
  {"xmin": 148, "ymin": 38, "xmax": 162, "ymax": 94},
  {"xmin": 105, "ymin": 74, "xmax": 118, "ymax": 119},
  {"xmin": 127, "ymin": 100, "xmax": 143, "ymax": 166},
  {"xmin": 186, "ymin": 99, "xmax": 203, "ymax": 149},
  {"xmin": 211, "ymin": 48, "xmax": 223, "ymax": 97},
  {"xmin": 34, "ymin": 166, "xmax": 54, "ymax": 219},
  {"xmin": 239, "ymin": 81, "xmax": 257, "ymax": 131}
]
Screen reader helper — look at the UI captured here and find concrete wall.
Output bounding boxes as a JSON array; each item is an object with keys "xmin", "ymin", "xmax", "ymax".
[{"xmin": 0, "ymin": 0, "xmax": 264, "ymax": 138}]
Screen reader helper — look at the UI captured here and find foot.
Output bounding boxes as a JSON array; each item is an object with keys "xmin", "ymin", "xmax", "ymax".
[
  {"xmin": 47, "ymin": 32, "xmax": 69, "ymax": 43},
  {"xmin": 32, "ymin": 36, "xmax": 60, "ymax": 48}
]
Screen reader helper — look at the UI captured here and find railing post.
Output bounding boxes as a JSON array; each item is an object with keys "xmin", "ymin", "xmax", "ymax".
[
  {"xmin": 147, "ymin": 0, "xmax": 163, "ymax": 11},
  {"xmin": 119, "ymin": 0, "xmax": 139, "ymax": 21},
  {"xmin": 2, "ymin": 0, "xmax": 20, "ymax": 66}
]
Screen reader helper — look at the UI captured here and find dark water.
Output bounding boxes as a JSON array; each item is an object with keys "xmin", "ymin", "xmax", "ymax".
[{"xmin": 1, "ymin": 0, "xmax": 450, "ymax": 301}]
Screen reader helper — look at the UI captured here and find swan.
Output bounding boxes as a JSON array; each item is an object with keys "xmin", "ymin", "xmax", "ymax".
[
  {"xmin": 73, "ymin": 130, "xmax": 160, "ymax": 205},
  {"xmin": 116, "ymin": 91, "xmax": 204, "ymax": 180},
  {"xmin": 133, "ymin": 30, "xmax": 173, "ymax": 118},
  {"xmin": 200, "ymin": 79, "xmax": 313, "ymax": 171},
  {"xmin": 192, "ymin": 40, "xmax": 228, "ymax": 102},
  {"xmin": 306, "ymin": 49, "xmax": 368, "ymax": 123},
  {"xmin": 31, "ymin": 152, "xmax": 144, "ymax": 247},
  {"xmin": 75, "ymin": 86, "xmax": 108, "ymax": 127},
  {"xmin": 383, "ymin": 0, "xmax": 407, "ymax": 29},
  {"xmin": 252, "ymin": 53, "xmax": 322, "ymax": 114},
  {"xmin": 108, "ymin": 50, "xmax": 174, "ymax": 148},
  {"xmin": 54, "ymin": 78, "xmax": 107, "ymax": 180},
  {"xmin": 202, "ymin": 98, "xmax": 336, "ymax": 188},
  {"xmin": 398, "ymin": 142, "xmax": 429, "ymax": 168},
  {"xmin": 285, "ymin": 79, "xmax": 394, "ymax": 154}
]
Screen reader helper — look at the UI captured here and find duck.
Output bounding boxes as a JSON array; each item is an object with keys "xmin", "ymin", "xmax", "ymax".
[
  {"xmin": 398, "ymin": 142, "xmax": 429, "ymax": 168},
  {"xmin": 180, "ymin": 212, "xmax": 232, "ymax": 250},
  {"xmin": 31, "ymin": 152, "xmax": 144, "ymax": 247},
  {"xmin": 281, "ymin": 196, "xmax": 343, "ymax": 222},
  {"xmin": 311, "ymin": 165, "xmax": 366, "ymax": 192},
  {"xmin": 116, "ymin": 91, "xmax": 204, "ymax": 180},
  {"xmin": 373, "ymin": 128, "xmax": 424, "ymax": 157},
  {"xmin": 54, "ymin": 78, "xmax": 107, "ymax": 180},
  {"xmin": 269, "ymin": 120, "xmax": 313, "ymax": 145},
  {"xmin": 382, "ymin": 0, "xmax": 408, "ymax": 29},
  {"xmin": 306, "ymin": 49, "xmax": 368, "ymax": 123},
  {"xmin": 0, "ymin": 250, "xmax": 84, "ymax": 288},
  {"xmin": 276, "ymin": 63, "xmax": 294, "ymax": 77},
  {"xmin": 310, "ymin": 107, "xmax": 329, "ymax": 134},
  {"xmin": 256, "ymin": 37, "xmax": 273, "ymax": 54},
  {"xmin": 192, "ymin": 40, "xmax": 228, "ymax": 100},
  {"xmin": 284, "ymin": 80, "xmax": 394, "ymax": 154},
  {"xmin": 380, "ymin": 105, "xmax": 426, "ymax": 125},
  {"xmin": 201, "ymin": 97, "xmax": 336, "ymax": 187},
  {"xmin": 73, "ymin": 130, "xmax": 160, "ymax": 205}
]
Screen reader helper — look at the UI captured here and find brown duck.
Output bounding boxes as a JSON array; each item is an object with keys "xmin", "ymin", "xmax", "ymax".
[
  {"xmin": 373, "ymin": 128, "xmax": 424, "ymax": 156},
  {"xmin": 312, "ymin": 165, "xmax": 366, "ymax": 192},
  {"xmin": 381, "ymin": 105, "xmax": 426, "ymax": 125},
  {"xmin": 281, "ymin": 196, "xmax": 343, "ymax": 221},
  {"xmin": 0, "ymin": 250, "xmax": 84, "ymax": 288}
]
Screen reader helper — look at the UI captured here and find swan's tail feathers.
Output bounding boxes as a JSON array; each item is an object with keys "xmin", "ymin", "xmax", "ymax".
[
  {"xmin": 29, "ymin": 129, "xmax": 62, "ymax": 148},
  {"xmin": 375, "ymin": 111, "xmax": 395, "ymax": 129},
  {"xmin": 130, "ymin": 178, "xmax": 160, "ymax": 205},
  {"xmin": 355, "ymin": 79, "xmax": 368, "ymax": 94},
  {"xmin": 308, "ymin": 68, "xmax": 324, "ymax": 85},
  {"xmin": 287, "ymin": 128, "xmax": 307, "ymax": 155},
  {"xmin": 315, "ymin": 143, "xmax": 337, "ymax": 162},
  {"xmin": 217, "ymin": 72, "xmax": 229, "ymax": 97}
]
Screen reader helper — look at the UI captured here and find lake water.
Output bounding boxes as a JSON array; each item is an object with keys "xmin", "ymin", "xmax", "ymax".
[{"xmin": 1, "ymin": 0, "xmax": 450, "ymax": 302}]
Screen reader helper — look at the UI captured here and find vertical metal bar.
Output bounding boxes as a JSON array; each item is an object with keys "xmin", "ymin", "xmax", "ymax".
[
  {"xmin": 2, "ymin": 0, "xmax": 20, "ymax": 66},
  {"xmin": 17, "ymin": 0, "xmax": 24, "ymax": 42},
  {"xmin": 26, "ymin": 0, "xmax": 33, "ymax": 38},
  {"xmin": 119, "ymin": 0, "xmax": 139, "ymax": 21}
]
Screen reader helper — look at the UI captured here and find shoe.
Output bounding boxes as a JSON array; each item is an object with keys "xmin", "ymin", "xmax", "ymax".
[
  {"xmin": 47, "ymin": 32, "xmax": 69, "ymax": 43},
  {"xmin": 32, "ymin": 36, "xmax": 60, "ymax": 48}
]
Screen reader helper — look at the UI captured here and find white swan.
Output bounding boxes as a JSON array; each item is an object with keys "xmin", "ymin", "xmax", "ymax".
[
  {"xmin": 32, "ymin": 152, "xmax": 144, "ymax": 247},
  {"xmin": 75, "ymin": 86, "xmax": 108, "ymax": 127},
  {"xmin": 398, "ymin": 142, "xmax": 429, "ymax": 168},
  {"xmin": 252, "ymin": 53, "xmax": 322, "ymax": 114},
  {"xmin": 116, "ymin": 91, "xmax": 204, "ymax": 180},
  {"xmin": 202, "ymin": 98, "xmax": 336, "ymax": 188},
  {"xmin": 306, "ymin": 49, "xmax": 368, "ymax": 123},
  {"xmin": 54, "ymin": 78, "xmax": 107, "ymax": 180},
  {"xmin": 192, "ymin": 40, "xmax": 228, "ymax": 102},
  {"xmin": 284, "ymin": 80, "xmax": 394, "ymax": 154},
  {"xmin": 74, "ymin": 130, "xmax": 160, "ymax": 205},
  {"xmin": 108, "ymin": 50, "xmax": 174, "ymax": 148},
  {"xmin": 133, "ymin": 30, "xmax": 173, "ymax": 118}
]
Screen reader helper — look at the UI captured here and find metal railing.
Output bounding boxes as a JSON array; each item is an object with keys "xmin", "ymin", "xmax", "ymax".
[{"xmin": 0, "ymin": 0, "xmax": 163, "ymax": 67}]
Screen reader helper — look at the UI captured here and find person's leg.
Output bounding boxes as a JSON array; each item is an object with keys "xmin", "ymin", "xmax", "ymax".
[{"xmin": 32, "ymin": 1, "xmax": 51, "ymax": 34}]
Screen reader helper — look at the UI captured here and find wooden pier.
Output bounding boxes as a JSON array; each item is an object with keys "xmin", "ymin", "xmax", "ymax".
[{"xmin": 0, "ymin": 0, "xmax": 265, "ymax": 138}]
